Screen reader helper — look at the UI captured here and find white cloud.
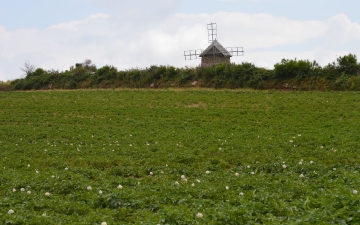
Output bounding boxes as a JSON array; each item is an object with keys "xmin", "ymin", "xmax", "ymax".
[
  {"xmin": 49, "ymin": 13, "xmax": 111, "ymax": 31},
  {"xmin": 324, "ymin": 14, "xmax": 360, "ymax": 46},
  {"xmin": 177, "ymin": 12, "xmax": 328, "ymax": 48},
  {"xmin": 0, "ymin": 10, "xmax": 360, "ymax": 81}
]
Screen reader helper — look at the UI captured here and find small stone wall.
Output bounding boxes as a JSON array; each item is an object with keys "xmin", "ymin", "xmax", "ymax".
[{"xmin": 201, "ymin": 55, "xmax": 230, "ymax": 67}]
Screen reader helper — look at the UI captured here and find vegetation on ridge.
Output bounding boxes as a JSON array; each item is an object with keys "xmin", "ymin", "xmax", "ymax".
[{"xmin": 1, "ymin": 53, "xmax": 360, "ymax": 91}]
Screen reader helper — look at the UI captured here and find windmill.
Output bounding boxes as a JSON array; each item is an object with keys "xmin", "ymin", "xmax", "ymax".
[{"xmin": 184, "ymin": 23, "xmax": 244, "ymax": 66}]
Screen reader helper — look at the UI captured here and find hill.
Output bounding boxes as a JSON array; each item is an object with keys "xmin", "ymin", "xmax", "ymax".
[{"xmin": 1, "ymin": 54, "xmax": 360, "ymax": 91}]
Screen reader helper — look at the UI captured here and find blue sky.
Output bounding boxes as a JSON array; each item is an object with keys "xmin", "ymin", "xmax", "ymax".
[
  {"xmin": 1, "ymin": 0, "xmax": 359, "ymax": 30},
  {"xmin": 181, "ymin": 0, "xmax": 359, "ymax": 22},
  {"xmin": 1, "ymin": 0, "xmax": 360, "ymax": 81}
]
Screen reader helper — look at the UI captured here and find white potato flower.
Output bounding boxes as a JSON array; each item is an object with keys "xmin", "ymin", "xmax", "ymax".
[{"xmin": 196, "ymin": 212, "xmax": 203, "ymax": 218}]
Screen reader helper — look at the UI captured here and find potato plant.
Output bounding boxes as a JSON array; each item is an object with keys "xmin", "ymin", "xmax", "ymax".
[{"xmin": 1, "ymin": 89, "xmax": 360, "ymax": 224}]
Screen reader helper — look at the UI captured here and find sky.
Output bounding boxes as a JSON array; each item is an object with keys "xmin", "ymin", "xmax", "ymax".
[{"xmin": 1, "ymin": 0, "xmax": 360, "ymax": 81}]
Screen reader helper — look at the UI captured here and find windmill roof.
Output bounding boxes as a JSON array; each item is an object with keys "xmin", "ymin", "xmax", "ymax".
[{"xmin": 199, "ymin": 40, "xmax": 232, "ymax": 57}]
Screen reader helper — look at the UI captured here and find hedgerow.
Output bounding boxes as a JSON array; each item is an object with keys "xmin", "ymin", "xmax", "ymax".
[{"xmin": 2, "ymin": 53, "xmax": 360, "ymax": 91}]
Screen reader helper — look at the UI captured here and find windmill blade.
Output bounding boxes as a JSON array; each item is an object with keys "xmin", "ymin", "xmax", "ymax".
[
  {"xmin": 207, "ymin": 23, "xmax": 217, "ymax": 43},
  {"xmin": 184, "ymin": 50, "xmax": 203, "ymax": 60},
  {"xmin": 226, "ymin": 47, "xmax": 244, "ymax": 56}
]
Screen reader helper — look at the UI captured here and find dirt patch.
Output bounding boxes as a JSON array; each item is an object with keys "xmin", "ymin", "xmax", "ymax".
[{"xmin": 186, "ymin": 102, "xmax": 206, "ymax": 108}]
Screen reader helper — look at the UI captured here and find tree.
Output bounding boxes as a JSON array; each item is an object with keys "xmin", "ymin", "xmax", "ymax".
[
  {"xmin": 336, "ymin": 54, "xmax": 359, "ymax": 75},
  {"xmin": 20, "ymin": 61, "xmax": 35, "ymax": 77},
  {"xmin": 274, "ymin": 59, "xmax": 323, "ymax": 79}
]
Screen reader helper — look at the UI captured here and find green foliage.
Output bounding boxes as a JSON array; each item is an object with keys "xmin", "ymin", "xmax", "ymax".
[
  {"xmin": 324, "ymin": 62, "xmax": 337, "ymax": 80},
  {"xmin": 336, "ymin": 53, "xmax": 359, "ymax": 75},
  {"xmin": 196, "ymin": 65, "xmax": 215, "ymax": 85},
  {"xmin": 3, "ymin": 53, "xmax": 360, "ymax": 91},
  {"xmin": 325, "ymin": 54, "xmax": 359, "ymax": 80},
  {"xmin": 164, "ymin": 66, "xmax": 178, "ymax": 81},
  {"xmin": 274, "ymin": 59, "xmax": 322, "ymax": 79},
  {"xmin": 1, "ymin": 90, "xmax": 360, "ymax": 224},
  {"xmin": 231, "ymin": 62, "xmax": 257, "ymax": 87},
  {"xmin": 95, "ymin": 65, "xmax": 117, "ymax": 85},
  {"xmin": 177, "ymin": 67, "xmax": 195, "ymax": 85},
  {"xmin": 26, "ymin": 68, "xmax": 46, "ymax": 78},
  {"xmin": 334, "ymin": 73, "xmax": 350, "ymax": 90}
]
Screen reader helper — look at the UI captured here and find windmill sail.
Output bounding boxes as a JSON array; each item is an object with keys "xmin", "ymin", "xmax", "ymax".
[
  {"xmin": 184, "ymin": 50, "xmax": 203, "ymax": 60},
  {"xmin": 226, "ymin": 47, "xmax": 244, "ymax": 56},
  {"xmin": 207, "ymin": 23, "xmax": 217, "ymax": 43}
]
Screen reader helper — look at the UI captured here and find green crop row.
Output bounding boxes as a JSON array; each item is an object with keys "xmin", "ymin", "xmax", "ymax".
[{"xmin": 1, "ymin": 90, "xmax": 360, "ymax": 224}]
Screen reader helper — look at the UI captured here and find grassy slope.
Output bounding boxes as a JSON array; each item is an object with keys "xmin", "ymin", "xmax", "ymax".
[{"xmin": 1, "ymin": 89, "xmax": 360, "ymax": 224}]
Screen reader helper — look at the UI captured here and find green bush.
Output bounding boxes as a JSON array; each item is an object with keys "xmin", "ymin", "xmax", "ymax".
[
  {"xmin": 196, "ymin": 66, "xmax": 215, "ymax": 85},
  {"xmin": 5, "ymin": 53, "xmax": 360, "ymax": 91},
  {"xmin": 178, "ymin": 67, "xmax": 195, "ymax": 86},
  {"xmin": 26, "ymin": 68, "xmax": 46, "ymax": 79},
  {"xmin": 164, "ymin": 66, "xmax": 178, "ymax": 81},
  {"xmin": 336, "ymin": 54, "xmax": 359, "ymax": 75},
  {"xmin": 96, "ymin": 65, "xmax": 117, "ymax": 83},
  {"xmin": 274, "ymin": 59, "xmax": 322, "ymax": 80},
  {"xmin": 334, "ymin": 73, "xmax": 349, "ymax": 90},
  {"xmin": 232, "ymin": 62, "xmax": 257, "ymax": 87}
]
